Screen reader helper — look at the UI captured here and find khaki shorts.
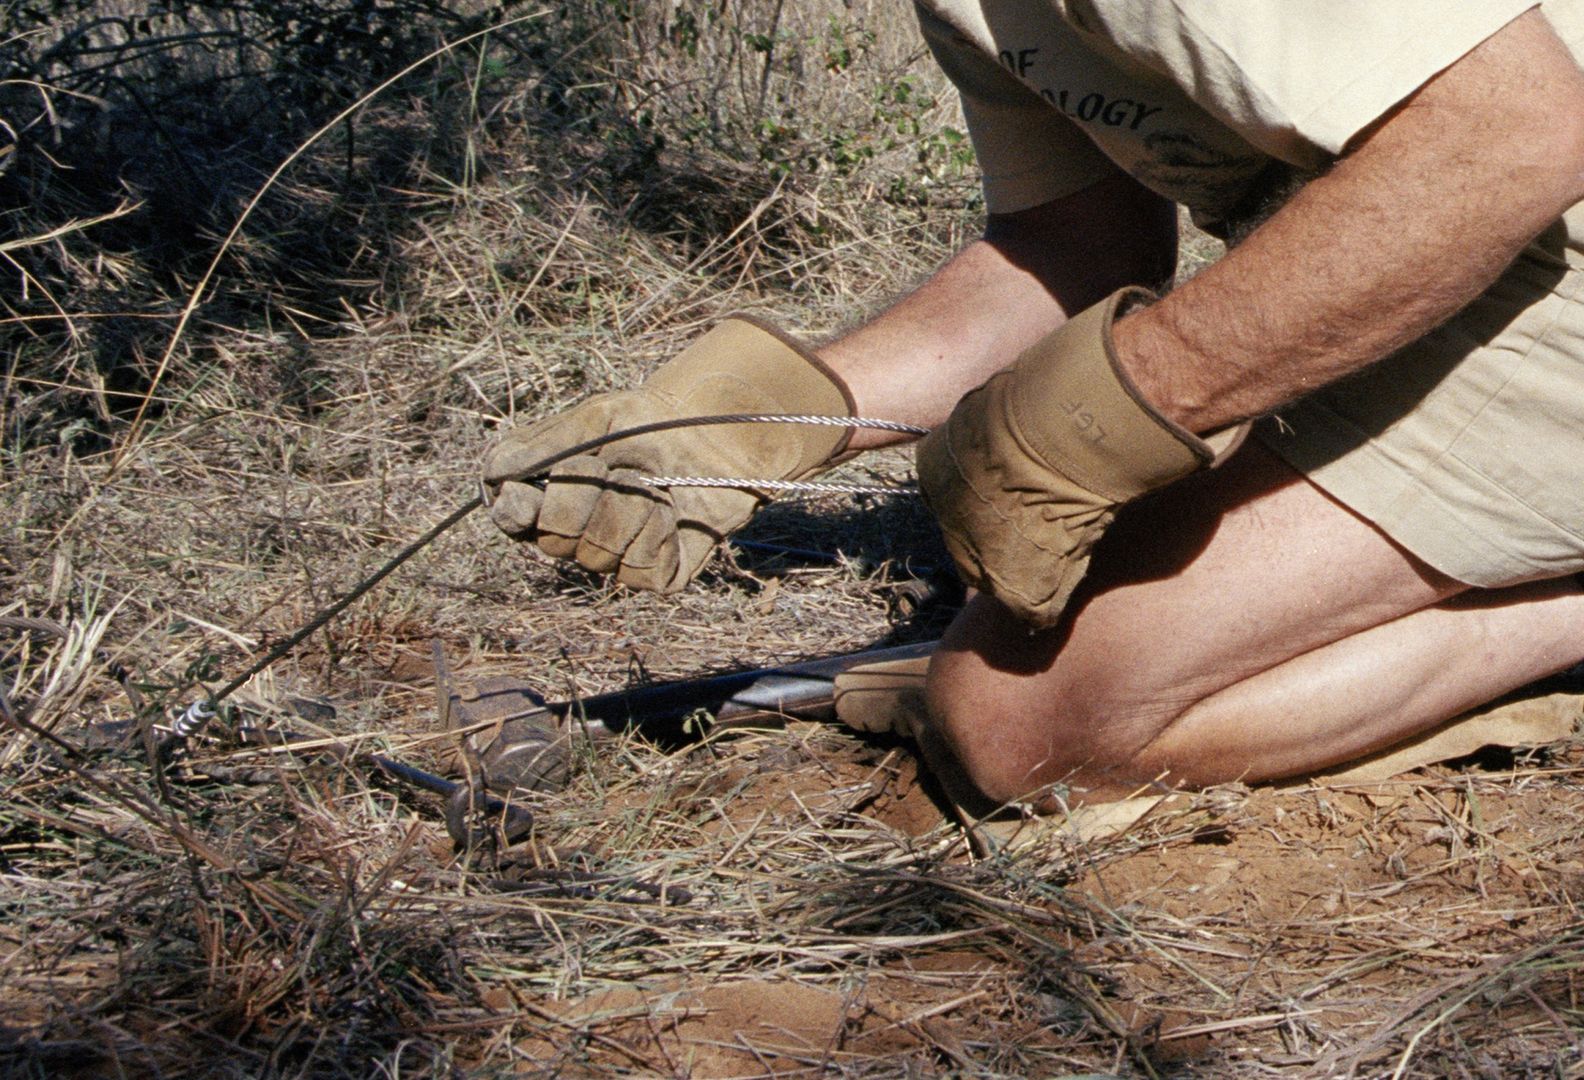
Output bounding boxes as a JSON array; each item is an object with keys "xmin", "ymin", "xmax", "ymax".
[{"xmin": 1257, "ymin": 215, "xmax": 1584, "ymax": 588}]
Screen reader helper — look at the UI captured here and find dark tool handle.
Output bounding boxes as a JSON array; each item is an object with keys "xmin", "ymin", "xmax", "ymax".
[{"xmin": 510, "ymin": 640, "xmax": 938, "ymax": 738}]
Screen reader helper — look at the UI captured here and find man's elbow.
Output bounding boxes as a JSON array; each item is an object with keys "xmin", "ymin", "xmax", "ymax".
[
  {"xmin": 1384, "ymin": 11, "xmax": 1584, "ymax": 226},
  {"xmin": 1500, "ymin": 16, "xmax": 1584, "ymax": 215},
  {"xmin": 1544, "ymin": 95, "xmax": 1584, "ymax": 210}
]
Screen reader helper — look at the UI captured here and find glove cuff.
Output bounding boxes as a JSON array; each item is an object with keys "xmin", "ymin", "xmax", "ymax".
[{"xmin": 1007, "ymin": 287, "xmax": 1248, "ymax": 503}]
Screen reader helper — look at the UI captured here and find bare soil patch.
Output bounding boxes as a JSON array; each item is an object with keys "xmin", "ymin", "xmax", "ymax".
[{"xmin": 475, "ymin": 730, "xmax": 1584, "ymax": 1078}]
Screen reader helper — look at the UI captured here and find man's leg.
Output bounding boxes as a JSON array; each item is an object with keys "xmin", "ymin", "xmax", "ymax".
[{"xmin": 924, "ymin": 444, "xmax": 1584, "ymax": 806}]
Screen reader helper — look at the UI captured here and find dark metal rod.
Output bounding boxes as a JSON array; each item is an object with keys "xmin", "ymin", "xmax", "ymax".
[{"xmin": 495, "ymin": 640, "xmax": 937, "ymax": 740}]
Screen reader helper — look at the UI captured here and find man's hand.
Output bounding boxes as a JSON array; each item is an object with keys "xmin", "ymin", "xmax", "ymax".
[
  {"xmin": 917, "ymin": 288, "xmax": 1246, "ymax": 627},
  {"xmin": 484, "ymin": 318, "xmax": 854, "ymax": 592}
]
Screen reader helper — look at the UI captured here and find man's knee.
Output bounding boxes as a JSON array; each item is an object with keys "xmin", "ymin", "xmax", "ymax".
[
  {"xmin": 922, "ymin": 638, "xmax": 1186, "ymax": 805},
  {"xmin": 921, "ymin": 646, "xmax": 1037, "ymax": 806}
]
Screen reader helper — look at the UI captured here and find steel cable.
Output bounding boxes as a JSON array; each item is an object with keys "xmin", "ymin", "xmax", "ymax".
[{"xmin": 161, "ymin": 413, "xmax": 926, "ymax": 754}]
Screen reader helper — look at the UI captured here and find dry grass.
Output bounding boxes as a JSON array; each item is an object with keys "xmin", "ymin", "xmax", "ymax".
[{"xmin": 6, "ymin": 2, "xmax": 1584, "ymax": 1077}]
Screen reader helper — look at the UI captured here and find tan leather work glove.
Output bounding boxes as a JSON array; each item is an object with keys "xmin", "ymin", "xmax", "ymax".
[
  {"xmin": 484, "ymin": 317, "xmax": 855, "ymax": 592},
  {"xmin": 916, "ymin": 287, "xmax": 1247, "ymax": 628}
]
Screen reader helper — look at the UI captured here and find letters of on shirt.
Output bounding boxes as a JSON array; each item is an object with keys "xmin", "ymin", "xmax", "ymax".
[{"xmin": 995, "ymin": 47, "xmax": 1163, "ymax": 132}]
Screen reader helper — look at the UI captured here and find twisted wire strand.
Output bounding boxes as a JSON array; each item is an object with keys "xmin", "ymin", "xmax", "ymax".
[
  {"xmin": 483, "ymin": 413, "xmax": 927, "ymax": 498},
  {"xmin": 641, "ymin": 476, "xmax": 918, "ymax": 497},
  {"xmin": 163, "ymin": 412, "xmax": 927, "ymax": 753},
  {"xmin": 501, "ymin": 412, "xmax": 928, "ymax": 500}
]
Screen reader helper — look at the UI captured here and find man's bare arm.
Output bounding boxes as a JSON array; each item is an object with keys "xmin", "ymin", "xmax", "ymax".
[
  {"xmin": 1114, "ymin": 9, "xmax": 1584, "ymax": 435},
  {"xmin": 821, "ymin": 170, "xmax": 1176, "ymax": 449}
]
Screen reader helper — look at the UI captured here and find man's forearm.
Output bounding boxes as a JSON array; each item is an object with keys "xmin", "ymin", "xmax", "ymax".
[
  {"xmin": 816, "ymin": 239, "xmax": 1068, "ymax": 449},
  {"xmin": 1114, "ymin": 10, "xmax": 1584, "ymax": 435},
  {"xmin": 821, "ymin": 171, "xmax": 1176, "ymax": 448}
]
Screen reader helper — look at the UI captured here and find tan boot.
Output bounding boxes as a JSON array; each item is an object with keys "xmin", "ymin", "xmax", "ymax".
[
  {"xmin": 1308, "ymin": 689, "xmax": 1581, "ymax": 785},
  {"xmin": 832, "ymin": 653, "xmax": 932, "ymax": 738}
]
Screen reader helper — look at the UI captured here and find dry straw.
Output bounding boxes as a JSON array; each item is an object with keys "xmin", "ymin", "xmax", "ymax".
[{"xmin": 4, "ymin": 1, "xmax": 1582, "ymax": 1077}]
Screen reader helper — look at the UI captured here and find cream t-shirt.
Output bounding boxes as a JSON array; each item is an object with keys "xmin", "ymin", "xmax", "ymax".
[{"xmin": 916, "ymin": 1, "xmax": 1541, "ymax": 230}]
